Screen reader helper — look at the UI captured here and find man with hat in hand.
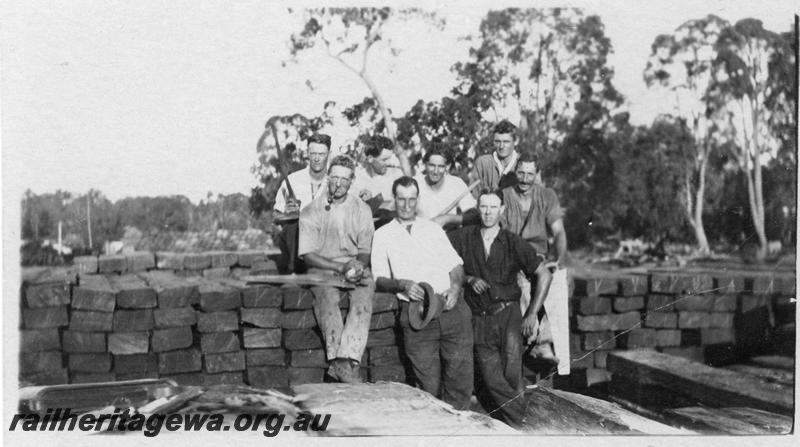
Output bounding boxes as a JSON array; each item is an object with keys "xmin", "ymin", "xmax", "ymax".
[
  {"xmin": 370, "ymin": 176, "xmax": 473, "ymax": 410},
  {"xmin": 448, "ymin": 189, "xmax": 552, "ymax": 428},
  {"xmin": 299, "ymin": 155, "xmax": 375, "ymax": 383}
]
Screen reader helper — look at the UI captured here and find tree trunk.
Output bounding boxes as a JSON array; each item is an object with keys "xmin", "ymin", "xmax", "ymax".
[
  {"xmin": 360, "ymin": 71, "xmax": 396, "ymax": 142},
  {"xmin": 748, "ymin": 106, "xmax": 767, "ymax": 260},
  {"xmin": 87, "ymin": 193, "xmax": 93, "ymax": 250},
  {"xmin": 683, "ymin": 167, "xmax": 710, "ymax": 255},
  {"xmin": 693, "ymin": 154, "xmax": 711, "ymax": 255},
  {"xmin": 752, "ymin": 155, "xmax": 767, "ymax": 259}
]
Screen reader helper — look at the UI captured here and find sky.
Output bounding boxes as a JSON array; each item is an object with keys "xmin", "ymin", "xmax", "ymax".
[{"xmin": 2, "ymin": 0, "xmax": 796, "ymax": 204}]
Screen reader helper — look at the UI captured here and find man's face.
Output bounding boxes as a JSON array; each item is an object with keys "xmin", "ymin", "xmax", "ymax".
[
  {"xmin": 307, "ymin": 142, "xmax": 330, "ymax": 173},
  {"xmin": 514, "ymin": 161, "xmax": 538, "ymax": 193},
  {"xmin": 368, "ymin": 149, "xmax": 394, "ymax": 176},
  {"xmin": 493, "ymin": 132, "xmax": 515, "ymax": 159},
  {"xmin": 327, "ymin": 165, "xmax": 354, "ymax": 200},
  {"xmin": 394, "ymin": 184, "xmax": 419, "ymax": 221},
  {"xmin": 478, "ymin": 194, "xmax": 504, "ymax": 228},
  {"xmin": 424, "ymin": 154, "xmax": 448, "ymax": 185}
]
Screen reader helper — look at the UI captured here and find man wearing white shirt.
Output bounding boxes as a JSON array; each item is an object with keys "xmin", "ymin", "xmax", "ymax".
[
  {"xmin": 351, "ymin": 135, "xmax": 403, "ymax": 211},
  {"xmin": 414, "ymin": 147, "xmax": 477, "ymax": 221},
  {"xmin": 273, "ymin": 134, "xmax": 331, "ymax": 214},
  {"xmin": 274, "ymin": 133, "xmax": 331, "ymax": 273},
  {"xmin": 371, "ymin": 176, "xmax": 473, "ymax": 410}
]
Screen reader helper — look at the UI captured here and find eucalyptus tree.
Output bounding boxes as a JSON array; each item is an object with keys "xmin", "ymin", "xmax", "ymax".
[
  {"xmin": 454, "ymin": 8, "xmax": 622, "ymax": 153},
  {"xmin": 643, "ymin": 15, "xmax": 730, "ymax": 254},
  {"xmin": 710, "ymin": 19, "xmax": 795, "ymax": 259}
]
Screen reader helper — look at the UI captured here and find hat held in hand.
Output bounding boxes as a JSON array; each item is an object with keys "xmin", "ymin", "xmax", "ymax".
[{"xmin": 408, "ymin": 282, "xmax": 445, "ymax": 330}]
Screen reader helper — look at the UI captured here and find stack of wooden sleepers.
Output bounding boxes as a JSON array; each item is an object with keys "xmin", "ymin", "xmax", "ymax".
[{"xmin": 606, "ymin": 349, "xmax": 794, "ymax": 434}]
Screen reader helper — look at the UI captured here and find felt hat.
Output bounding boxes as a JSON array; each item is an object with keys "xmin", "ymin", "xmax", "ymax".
[{"xmin": 408, "ymin": 282, "xmax": 445, "ymax": 330}]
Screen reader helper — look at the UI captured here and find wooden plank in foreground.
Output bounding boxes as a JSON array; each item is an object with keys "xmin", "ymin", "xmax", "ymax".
[
  {"xmin": 244, "ymin": 274, "xmax": 356, "ymax": 289},
  {"xmin": 665, "ymin": 406, "xmax": 793, "ymax": 434},
  {"xmin": 544, "ymin": 387, "xmax": 692, "ymax": 434},
  {"xmin": 292, "ymin": 382, "xmax": 515, "ymax": 436},
  {"xmin": 607, "ymin": 349, "xmax": 793, "ymax": 415},
  {"xmin": 746, "ymin": 355, "xmax": 795, "ymax": 372},
  {"xmin": 723, "ymin": 364, "xmax": 794, "ymax": 387}
]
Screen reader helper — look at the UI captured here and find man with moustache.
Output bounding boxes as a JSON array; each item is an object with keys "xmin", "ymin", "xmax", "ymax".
[
  {"xmin": 500, "ymin": 151, "xmax": 567, "ymax": 361},
  {"xmin": 370, "ymin": 176, "xmax": 473, "ymax": 410},
  {"xmin": 274, "ymin": 133, "xmax": 333, "ymax": 273},
  {"xmin": 298, "ymin": 155, "xmax": 375, "ymax": 383},
  {"xmin": 472, "ymin": 120, "xmax": 522, "ymax": 192},
  {"xmin": 448, "ymin": 190, "xmax": 552, "ymax": 428}
]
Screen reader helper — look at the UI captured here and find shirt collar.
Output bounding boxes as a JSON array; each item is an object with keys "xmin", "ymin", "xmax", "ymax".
[
  {"xmin": 493, "ymin": 151, "xmax": 519, "ymax": 176},
  {"xmin": 393, "ymin": 217, "xmax": 417, "ymax": 233},
  {"xmin": 475, "ymin": 225, "xmax": 506, "ymax": 244}
]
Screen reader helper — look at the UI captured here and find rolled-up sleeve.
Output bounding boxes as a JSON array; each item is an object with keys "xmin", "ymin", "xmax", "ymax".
[{"xmin": 435, "ymin": 227, "xmax": 463, "ymax": 272}]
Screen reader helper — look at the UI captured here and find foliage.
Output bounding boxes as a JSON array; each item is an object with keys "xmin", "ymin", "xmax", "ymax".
[
  {"xmin": 709, "ymin": 18, "xmax": 795, "ymax": 258},
  {"xmin": 454, "ymin": 8, "xmax": 622, "ymax": 152},
  {"xmin": 250, "ymin": 8, "xmax": 796, "ymax": 254},
  {"xmin": 395, "ymin": 95, "xmax": 490, "ymax": 170},
  {"xmin": 288, "ymin": 7, "xmax": 444, "ymax": 141},
  {"xmin": 608, "ymin": 115, "xmax": 696, "ymax": 242},
  {"xmin": 451, "ymin": 8, "xmax": 625, "ymax": 246}
]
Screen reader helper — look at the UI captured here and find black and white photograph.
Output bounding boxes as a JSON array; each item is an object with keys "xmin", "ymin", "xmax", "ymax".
[{"xmin": 3, "ymin": 0, "xmax": 798, "ymax": 442}]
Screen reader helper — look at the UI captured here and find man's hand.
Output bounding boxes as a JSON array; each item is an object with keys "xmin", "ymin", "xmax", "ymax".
[
  {"xmin": 443, "ymin": 286, "xmax": 460, "ymax": 311},
  {"xmin": 544, "ymin": 260, "xmax": 560, "ymax": 271},
  {"xmin": 358, "ymin": 189, "xmax": 373, "ymax": 201},
  {"xmin": 398, "ymin": 279, "xmax": 425, "ymax": 301},
  {"xmin": 467, "ymin": 276, "xmax": 490, "ymax": 295},
  {"xmin": 284, "ymin": 197, "xmax": 301, "ymax": 214},
  {"xmin": 341, "ymin": 259, "xmax": 366, "ymax": 282},
  {"xmin": 521, "ymin": 314, "xmax": 540, "ymax": 340}
]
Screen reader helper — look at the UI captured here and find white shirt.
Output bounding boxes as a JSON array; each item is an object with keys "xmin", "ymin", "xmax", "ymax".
[
  {"xmin": 274, "ymin": 167, "xmax": 327, "ymax": 213},
  {"xmin": 493, "ymin": 150, "xmax": 519, "ymax": 177},
  {"xmin": 414, "ymin": 173, "xmax": 477, "ymax": 219},
  {"xmin": 352, "ymin": 166, "xmax": 402, "ymax": 207},
  {"xmin": 371, "ymin": 218, "xmax": 463, "ymax": 299}
]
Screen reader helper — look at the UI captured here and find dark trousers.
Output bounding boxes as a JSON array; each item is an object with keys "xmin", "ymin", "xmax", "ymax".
[
  {"xmin": 400, "ymin": 298, "xmax": 474, "ymax": 410},
  {"xmin": 473, "ymin": 303, "xmax": 526, "ymax": 427}
]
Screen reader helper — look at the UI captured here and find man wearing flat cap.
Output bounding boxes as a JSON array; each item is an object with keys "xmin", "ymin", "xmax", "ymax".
[{"xmin": 370, "ymin": 176, "xmax": 473, "ymax": 410}]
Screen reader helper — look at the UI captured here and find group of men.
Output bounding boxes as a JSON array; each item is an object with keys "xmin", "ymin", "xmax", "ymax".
[{"xmin": 271, "ymin": 121, "xmax": 567, "ymax": 428}]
